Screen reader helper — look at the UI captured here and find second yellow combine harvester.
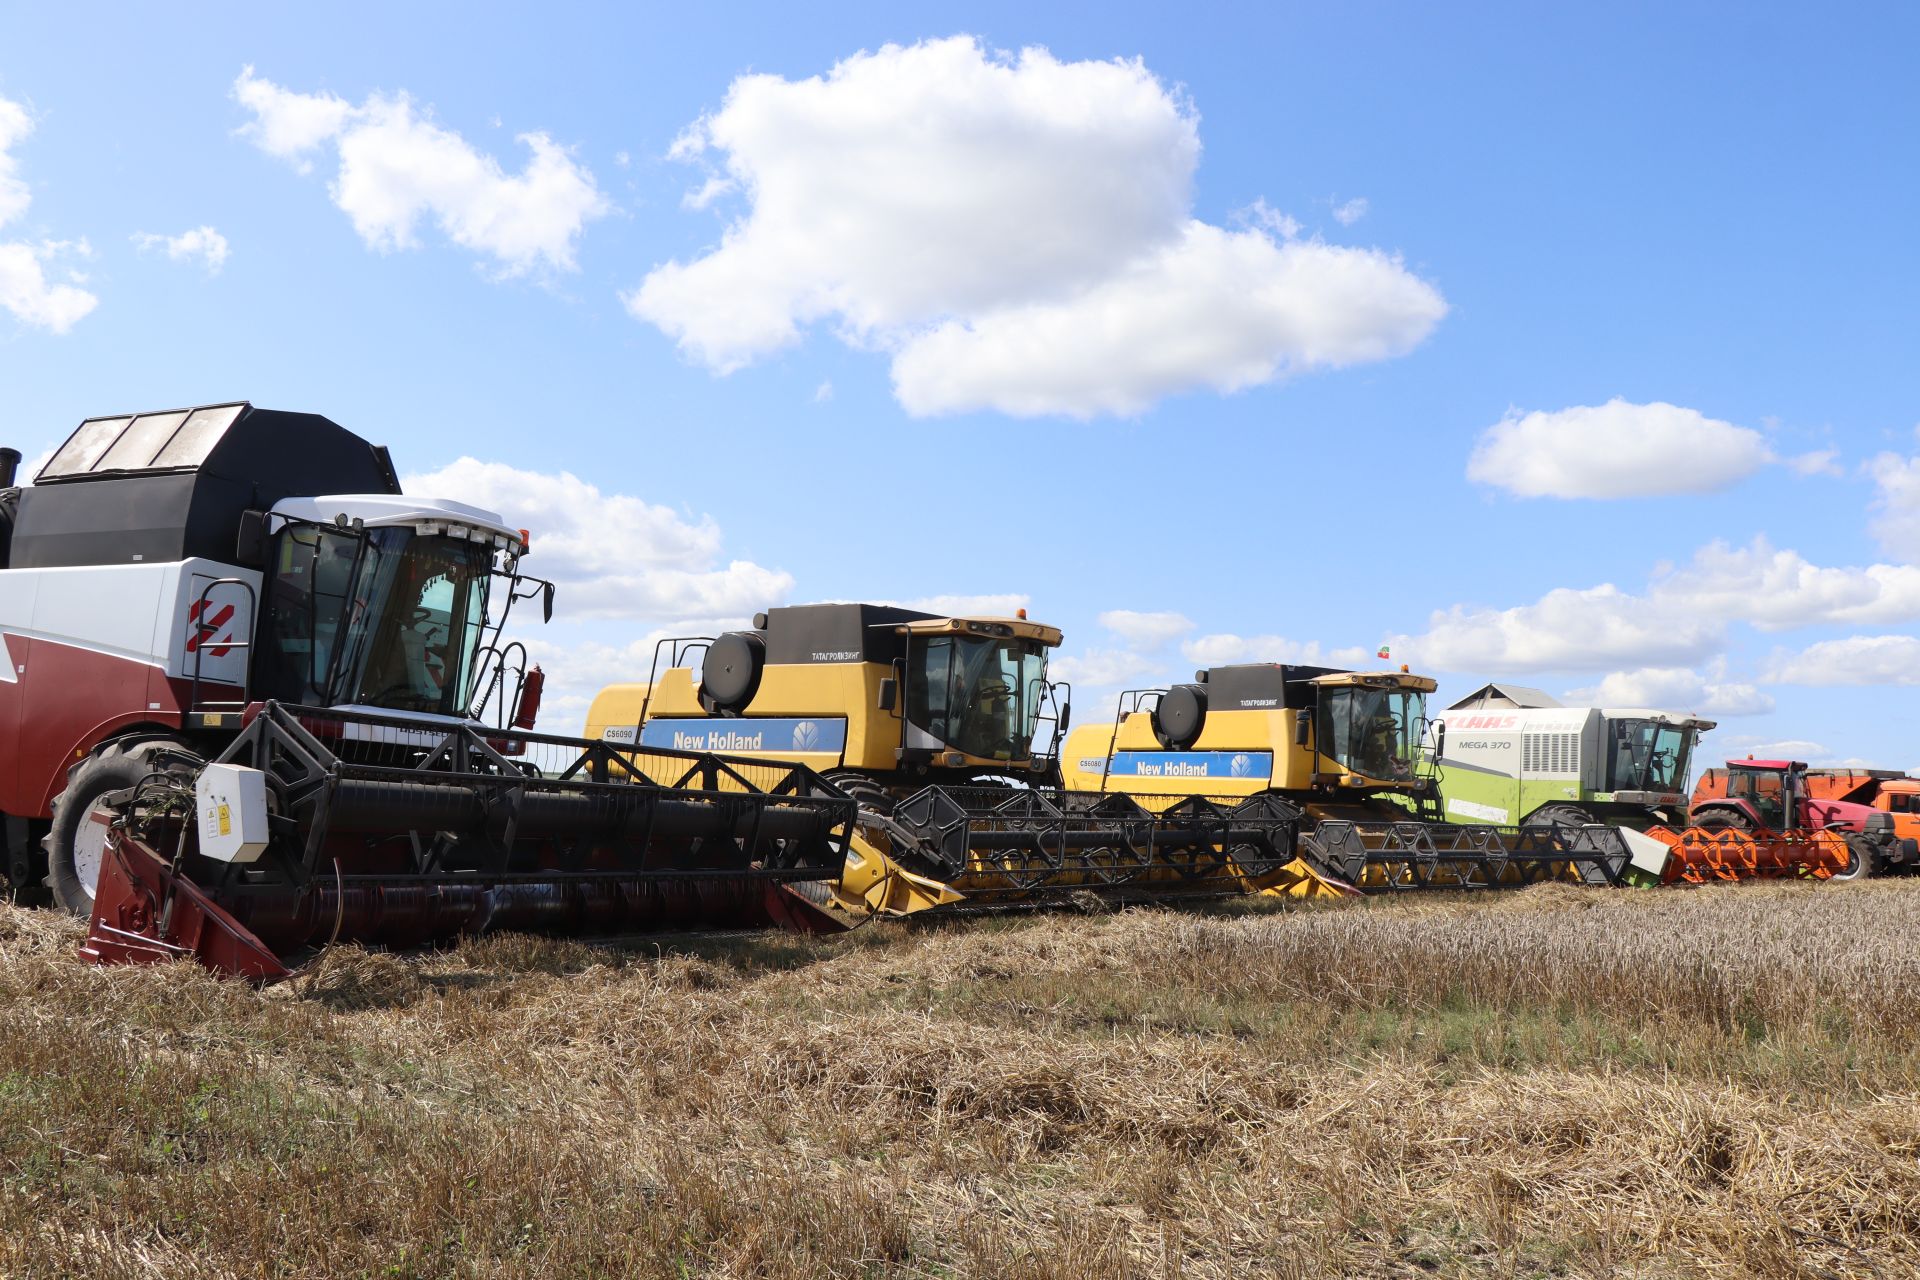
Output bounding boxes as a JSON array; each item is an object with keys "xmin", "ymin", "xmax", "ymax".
[
  {"xmin": 1057, "ymin": 662, "xmax": 1670, "ymax": 891},
  {"xmin": 587, "ymin": 604, "xmax": 1342, "ymax": 915}
]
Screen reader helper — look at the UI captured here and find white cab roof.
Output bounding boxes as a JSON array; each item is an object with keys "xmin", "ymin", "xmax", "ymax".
[{"xmin": 270, "ymin": 494, "xmax": 524, "ymax": 546}]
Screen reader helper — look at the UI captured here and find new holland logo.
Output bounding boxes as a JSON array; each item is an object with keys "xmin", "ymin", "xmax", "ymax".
[
  {"xmin": 1230, "ymin": 753, "xmax": 1253, "ymax": 777},
  {"xmin": 791, "ymin": 720, "xmax": 822, "ymax": 751}
]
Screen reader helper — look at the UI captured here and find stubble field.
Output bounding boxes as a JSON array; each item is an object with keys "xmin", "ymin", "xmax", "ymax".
[{"xmin": 2, "ymin": 879, "xmax": 1918, "ymax": 1279}]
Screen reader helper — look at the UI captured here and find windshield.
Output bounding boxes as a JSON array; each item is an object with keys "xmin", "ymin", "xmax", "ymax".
[
  {"xmin": 1727, "ymin": 765, "xmax": 1789, "ymax": 828},
  {"xmin": 257, "ymin": 524, "xmax": 495, "ymax": 716},
  {"xmin": 904, "ymin": 633, "xmax": 1049, "ymax": 761},
  {"xmin": 1316, "ymin": 687, "xmax": 1425, "ymax": 783},
  {"xmin": 1606, "ymin": 719, "xmax": 1693, "ymax": 792}
]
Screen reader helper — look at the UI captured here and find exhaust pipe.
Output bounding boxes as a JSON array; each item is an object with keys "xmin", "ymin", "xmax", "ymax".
[{"xmin": 0, "ymin": 448, "xmax": 20, "ymax": 488}]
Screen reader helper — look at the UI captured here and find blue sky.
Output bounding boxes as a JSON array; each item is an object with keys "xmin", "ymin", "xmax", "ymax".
[{"xmin": 1, "ymin": 3, "xmax": 1916, "ymax": 767}]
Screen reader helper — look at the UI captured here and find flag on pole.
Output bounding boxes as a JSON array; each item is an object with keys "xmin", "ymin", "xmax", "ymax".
[{"xmin": 1376, "ymin": 644, "xmax": 1390, "ymax": 660}]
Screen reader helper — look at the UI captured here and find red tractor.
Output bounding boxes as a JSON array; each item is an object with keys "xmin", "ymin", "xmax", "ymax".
[{"xmin": 1670, "ymin": 758, "xmax": 1919, "ymax": 882}]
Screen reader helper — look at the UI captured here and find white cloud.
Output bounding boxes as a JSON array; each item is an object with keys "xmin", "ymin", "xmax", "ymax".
[
  {"xmin": 1467, "ymin": 399, "xmax": 1775, "ymax": 499},
  {"xmin": 1652, "ymin": 538, "xmax": 1920, "ymax": 632},
  {"xmin": 1395, "ymin": 535, "xmax": 1920, "ymax": 676},
  {"xmin": 1181, "ymin": 632, "xmax": 1371, "ymax": 669},
  {"xmin": 402, "ymin": 458, "xmax": 792, "ymax": 621},
  {"xmin": 1717, "ymin": 735, "xmax": 1829, "ymax": 762},
  {"xmin": 1096, "ymin": 609, "xmax": 1193, "ymax": 649},
  {"xmin": 1394, "ymin": 584, "xmax": 1716, "ymax": 674},
  {"xmin": 0, "ymin": 95, "xmax": 98, "ymax": 334},
  {"xmin": 1331, "ymin": 196, "xmax": 1369, "ymax": 226},
  {"xmin": 1764, "ymin": 635, "xmax": 1920, "ymax": 686},
  {"xmin": 890, "ymin": 224, "xmax": 1446, "ymax": 418},
  {"xmin": 1786, "ymin": 447, "xmax": 1842, "ymax": 477},
  {"xmin": 812, "ymin": 380, "xmax": 834, "ymax": 404},
  {"xmin": 0, "ymin": 96, "xmax": 32, "ymax": 226},
  {"xmin": 1049, "ymin": 647, "xmax": 1170, "ymax": 692},
  {"xmin": 232, "ymin": 67, "xmax": 355, "ymax": 169},
  {"xmin": 233, "ymin": 68, "xmax": 608, "ymax": 276},
  {"xmin": 628, "ymin": 36, "xmax": 1444, "ymax": 417},
  {"xmin": 1562, "ymin": 666, "xmax": 1774, "ymax": 716},
  {"xmin": 1868, "ymin": 444, "xmax": 1920, "ymax": 562},
  {"xmin": 1236, "ymin": 198, "xmax": 1301, "ymax": 240},
  {"xmin": 132, "ymin": 225, "xmax": 230, "ymax": 273}
]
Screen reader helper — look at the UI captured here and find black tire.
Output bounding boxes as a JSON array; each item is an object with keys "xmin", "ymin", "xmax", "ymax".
[
  {"xmin": 822, "ymin": 770, "xmax": 899, "ymax": 816},
  {"xmin": 1530, "ymin": 803, "xmax": 1595, "ymax": 830},
  {"xmin": 44, "ymin": 739, "xmax": 190, "ymax": 917},
  {"xmin": 1692, "ymin": 809, "xmax": 1754, "ymax": 833},
  {"xmin": 1831, "ymin": 835, "xmax": 1873, "ymax": 883}
]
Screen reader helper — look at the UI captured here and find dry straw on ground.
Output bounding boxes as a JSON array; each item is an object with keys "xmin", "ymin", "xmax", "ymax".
[{"xmin": 1, "ymin": 880, "xmax": 1917, "ymax": 1278}]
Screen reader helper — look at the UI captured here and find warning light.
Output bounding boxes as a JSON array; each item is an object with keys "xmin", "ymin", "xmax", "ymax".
[{"xmin": 1016, "ymin": 608, "xmax": 1027, "ymax": 619}]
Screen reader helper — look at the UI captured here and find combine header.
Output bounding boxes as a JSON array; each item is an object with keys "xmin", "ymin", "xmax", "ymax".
[
  {"xmin": 82, "ymin": 704, "xmax": 865, "ymax": 978},
  {"xmin": 587, "ymin": 605, "xmax": 1347, "ymax": 910},
  {"xmin": 1058, "ymin": 663, "xmax": 1667, "ymax": 891}
]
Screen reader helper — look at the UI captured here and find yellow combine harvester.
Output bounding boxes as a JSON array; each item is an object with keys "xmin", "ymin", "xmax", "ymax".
[
  {"xmin": 1059, "ymin": 663, "xmax": 1658, "ymax": 891},
  {"xmin": 588, "ymin": 604, "xmax": 1344, "ymax": 909}
]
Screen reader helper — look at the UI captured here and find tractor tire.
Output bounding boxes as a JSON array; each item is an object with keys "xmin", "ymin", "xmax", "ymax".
[
  {"xmin": 822, "ymin": 771, "xmax": 899, "ymax": 816},
  {"xmin": 1530, "ymin": 803, "xmax": 1595, "ymax": 830},
  {"xmin": 44, "ymin": 739, "xmax": 191, "ymax": 917},
  {"xmin": 1692, "ymin": 810, "xmax": 1754, "ymax": 833},
  {"xmin": 1830, "ymin": 837, "xmax": 1873, "ymax": 884}
]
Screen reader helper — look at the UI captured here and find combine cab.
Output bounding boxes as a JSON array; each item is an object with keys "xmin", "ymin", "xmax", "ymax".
[
  {"xmin": 587, "ymin": 605, "xmax": 1339, "ymax": 909},
  {"xmin": 1058, "ymin": 664, "xmax": 1662, "ymax": 891},
  {"xmin": 1650, "ymin": 758, "xmax": 1920, "ymax": 883}
]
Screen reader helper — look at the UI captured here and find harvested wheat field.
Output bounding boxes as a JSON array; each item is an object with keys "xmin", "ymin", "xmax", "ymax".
[{"xmin": 3, "ymin": 881, "xmax": 1919, "ymax": 1279}]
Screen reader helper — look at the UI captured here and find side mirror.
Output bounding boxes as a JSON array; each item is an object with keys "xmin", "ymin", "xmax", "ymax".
[
  {"xmin": 1294, "ymin": 709, "xmax": 1311, "ymax": 747},
  {"xmin": 235, "ymin": 509, "xmax": 269, "ymax": 568},
  {"xmin": 542, "ymin": 581, "xmax": 555, "ymax": 623},
  {"xmin": 1059, "ymin": 703, "xmax": 1071, "ymax": 733},
  {"xmin": 877, "ymin": 677, "xmax": 897, "ymax": 711},
  {"xmin": 1432, "ymin": 722, "xmax": 1446, "ymax": 756}
]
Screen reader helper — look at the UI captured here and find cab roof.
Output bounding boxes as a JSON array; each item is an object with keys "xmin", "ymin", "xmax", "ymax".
[{"xmin": 895, "ymin": 616, "xmax": 1062, "ymax": 646}]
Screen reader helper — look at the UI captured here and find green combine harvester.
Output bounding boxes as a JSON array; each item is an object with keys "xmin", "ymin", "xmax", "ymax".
[{"xmin": 1427, "ymin": 683, "xmax": 1717, "ymax": 831}]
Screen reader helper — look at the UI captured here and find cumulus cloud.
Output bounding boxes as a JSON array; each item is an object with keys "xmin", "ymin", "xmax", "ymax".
[
  {"xmin": 0, "ymin": 96, "xmax": 98, "ymax": 333},
  {"xmin": 1395, "ymin": 536, "xmax": 1920, "ymax": 675},
  {"xmin": 1181, "ymin": 632, "xmax": 1372, "ymax": 668},
  {"xmin": 1048, "ymin": 647, "xmax": 1170, "ymax": 693},
  {"xmin": 628, "ymin": 36, "xmax": 1445, "ymax": 417},
  {"xmin": 1393, "ymin": 584, "xmax": 1714, "ymax": 674},
  {"xmin": 1097, "ymin": 609, "xmax": 1194, "ymax": 649},
  {"xmin": 1467, "ymin": 399, "xmax": 1777, "ymax": 499},
  {"xmin": 1563, "ymin": 666, "xmax": 1773, "ymax": 716},
  {"xmin": 233, "ymin": 67, "xmax": 608, "ymax": 276},
  {"xmin": 1652, "ymin": 538, "xmax": 1920, "ymax": 632},
  {"xmin": 402, "ymin": 458, "xmax": 791, "ymax": 621},
  {"xmin": 132, "ymin": 225, "xmax": 230, "ymax": 273},
  {"xmin": 1868, "ymin": 442, "xmax": 1920, "ymax": 562},
  {"xmin": 1331, "ymin": 196, "xmax": 1369, "ymax": 226},
  {"xmin": 1764, "ymin": 635, "xmax": 1920, "ymax": 686},
  {"xmin": 891, "ymin": 225, "xmax": 1446, "ymax": 417}
]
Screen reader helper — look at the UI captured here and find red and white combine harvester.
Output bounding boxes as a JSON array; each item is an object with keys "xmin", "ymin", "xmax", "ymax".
[{"xmin": 0, "ymin": 403, "xmax": 872, "ymax": 977}]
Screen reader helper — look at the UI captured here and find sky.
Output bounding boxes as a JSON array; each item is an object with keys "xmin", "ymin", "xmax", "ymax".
[{"xmin": 1, "ymin": 3, "xmax": 1916, "ymax": 769}]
